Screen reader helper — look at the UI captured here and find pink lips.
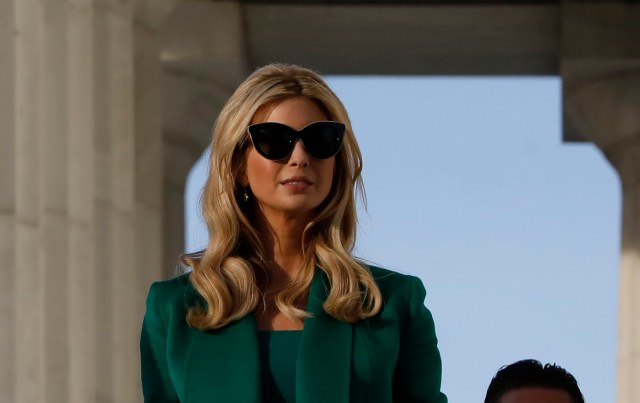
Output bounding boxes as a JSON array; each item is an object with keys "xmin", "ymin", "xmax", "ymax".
[{"xmin": 281, "ymin": 176, "xmax": 313, "ymax": 192}]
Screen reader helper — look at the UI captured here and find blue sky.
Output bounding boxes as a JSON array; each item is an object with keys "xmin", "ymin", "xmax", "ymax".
[{"xmin": 185, "ymin": 77, "xmax": 620, "ymax": 402}]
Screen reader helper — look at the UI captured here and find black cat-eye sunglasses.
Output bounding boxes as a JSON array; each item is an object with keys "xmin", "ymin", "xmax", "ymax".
[{"xmin": 247, "ymin": 121, "xmax": 345, "ymax": 161}]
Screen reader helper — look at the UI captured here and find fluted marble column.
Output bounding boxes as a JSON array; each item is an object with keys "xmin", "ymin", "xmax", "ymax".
[
  {"xmin": 1, "ymin": 0, "xmax": 177, "ymax": 402},
  {"xmin": 134, "ymin": 0, "xmax": 180, "ymax": 328},
  {"xmin": 0, "ymin": 0, "xmax": 16, "ymax": 396},
  {"xmin": 2, "ymin": 1, "xmax": 98, "ymax": 402}
]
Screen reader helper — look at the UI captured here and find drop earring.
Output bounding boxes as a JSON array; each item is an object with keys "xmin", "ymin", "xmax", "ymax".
[{"xmin": 243, "ymin": 187, "xmax": 250, "ymax": 202}]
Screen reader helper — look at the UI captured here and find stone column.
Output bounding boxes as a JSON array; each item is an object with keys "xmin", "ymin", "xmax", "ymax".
[
  {"xmin": 67, "ymin": 1, "xmax": 97, "ymax": 399},
  {"xmin": 1, "ymin": 0, "xmax": 99, "ymax": 402},
  {"xmin": 616, "ymin": 124, "xmax": 640, "ymax": 403},
  {"xmin": 92, "ymin": 1, "xmax": 139, "ymax": 400},
  {"xmin": 0, "ymin": 0, "xmax": 17, "ymax": 400},
  {"xmin": 564, "ymin": 71, "xmax": 640, "ymax": 403},
  {"xmin": 160, "ymin": 0, "xmax": 251, "ymax": 276},
  {"xmin": 562, "ymin": 3, "xmax": 640, "ymax": 402},
  {"xmin": 133, "ymin": 0, "xmax": 180, "ymax": 333},
  {"xmin": 1, "ymin": 0, "xmax": 176, "ymax": 402}
]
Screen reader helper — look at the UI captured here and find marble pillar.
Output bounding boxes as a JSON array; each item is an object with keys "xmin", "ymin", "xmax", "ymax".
[
  {"xmin": 2, "ymin": 0, "xmax": 100, "ymax": 401},
  {"xmin": 565, "ymin": 72, "xmax": 640, "ymax": 403},
  {"xmin": 1, "ymin": 0, "xmax": 177, "ymax": 401}
]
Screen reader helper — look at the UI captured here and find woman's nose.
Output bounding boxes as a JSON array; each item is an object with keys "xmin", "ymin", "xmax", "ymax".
[{"xmin": 287, "ymin": 140, "xmax": 310, "ymax": 167}]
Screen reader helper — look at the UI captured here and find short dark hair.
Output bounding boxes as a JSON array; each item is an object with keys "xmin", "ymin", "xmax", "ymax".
[{"xmin": 484, "ymin": 359, "xmax": 585, "ymax": 403}]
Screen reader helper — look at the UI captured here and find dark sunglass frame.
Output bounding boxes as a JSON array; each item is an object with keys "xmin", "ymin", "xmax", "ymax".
[{"xmin": 247, "ymin": 121, "xmax": 345, "ymax": 161}]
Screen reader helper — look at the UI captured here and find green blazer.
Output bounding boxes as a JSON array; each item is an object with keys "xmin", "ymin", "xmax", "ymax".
[{"xmin": 140, "ymin": 265, "xmax": 447, "ymax": 403}]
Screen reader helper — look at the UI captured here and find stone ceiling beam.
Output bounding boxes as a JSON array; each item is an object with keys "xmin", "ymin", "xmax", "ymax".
[{"xmin": 244, "ymin": 3, "xmax": 560, "ymax": 75}]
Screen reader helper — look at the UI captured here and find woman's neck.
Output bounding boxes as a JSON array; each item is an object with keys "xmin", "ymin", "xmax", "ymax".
[
  {"xmin": 254, "ymin": 212, "xmax": 309, "ymax": 284},
  {"xmin": 253, "ymin": 211, "xmax": 310, "ymax": 331}
]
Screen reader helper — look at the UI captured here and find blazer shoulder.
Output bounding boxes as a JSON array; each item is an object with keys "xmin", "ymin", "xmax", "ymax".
[
  {"xmin": 365, "ymin": 264, "xmax": 426, "ymax": 296},
  {"xmin": 145, "ymin": 272, "xmax": 200, "ymax": 314},
  {"xmin": 149, "ymin": 271, "xmax": 191, "ymax": 294}
]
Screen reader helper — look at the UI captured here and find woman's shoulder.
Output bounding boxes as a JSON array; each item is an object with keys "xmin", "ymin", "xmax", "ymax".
[
  {"xmin": 359, "ymin": 264, "xmax": 435, "ymax": 326},
  {"xmin": 363, "ymin": 263, "xmax": 429, "ymax": 302},
  {"xmin": 149, "ymin": 270, "xmax": 191, "ymax": 290},
  {"xmin": 145, "ymin": 271, "xmax": 199, "ymax": 309},
  {"xmin": 365, "ymin": 264, "xmax": 425, "ymax": 288}
]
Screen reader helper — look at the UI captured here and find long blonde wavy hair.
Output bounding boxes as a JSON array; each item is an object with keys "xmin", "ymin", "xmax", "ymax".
[{"xmin": 184, "ymin": 64, "xmax": 382, "ymax": 330}]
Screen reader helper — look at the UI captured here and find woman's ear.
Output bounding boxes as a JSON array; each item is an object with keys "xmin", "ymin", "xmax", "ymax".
[
  {"xmin": 236, "ymin": 148, "xmax": 249, "ymax": 187},
  {"xmin": 238, "ymin": 168, "xmax": 249, "ymax": 187}
]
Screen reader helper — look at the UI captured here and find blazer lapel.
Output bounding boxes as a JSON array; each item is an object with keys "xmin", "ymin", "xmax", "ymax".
[
  {"xmin": 297, "ymin": 270, "xmax": 353, "ymax": 403},
  {"xmin": 184, "ymin": 313, "xmax": 261, "ymax": 403}
]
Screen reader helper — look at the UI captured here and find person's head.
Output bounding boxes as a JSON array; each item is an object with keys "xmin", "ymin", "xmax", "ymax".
[
  {"xmin": 484, "ymin": 359, "xmax": 585, "ymax": 403},
  {"xmin": 186, "ymin": 64, "xmax": 381, "ymax": 330},
  {"xmin": 203, "ymin": 63, "xmax": 363, "ymax": 251}
]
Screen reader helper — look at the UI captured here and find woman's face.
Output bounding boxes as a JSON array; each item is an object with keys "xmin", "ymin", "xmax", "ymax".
[{"xmin": 243, "ymin": 96, "xmax": 336, "ymax": 223}]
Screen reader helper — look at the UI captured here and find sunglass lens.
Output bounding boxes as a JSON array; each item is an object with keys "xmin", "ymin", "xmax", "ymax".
[
  {"xmin": 250, "ymin": 124, "xmax": 292, "ymax": 160},
  {"xmin": 302, "ymin": 123, "xmax": 344, "ymax": 159}
]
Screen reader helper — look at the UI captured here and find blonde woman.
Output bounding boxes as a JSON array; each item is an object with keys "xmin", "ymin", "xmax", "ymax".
[{"xmin": 140, "ymin": 64, "xmax": 447, "ymax": 403}]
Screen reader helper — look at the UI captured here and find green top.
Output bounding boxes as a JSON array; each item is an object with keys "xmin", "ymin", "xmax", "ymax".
[{"xmin": 257, "ymin": 330, "xmax": 302, "ymax": 403}]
